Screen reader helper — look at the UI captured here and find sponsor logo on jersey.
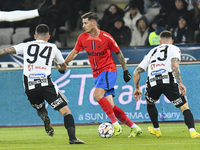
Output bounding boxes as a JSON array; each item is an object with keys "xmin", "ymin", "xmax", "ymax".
[
  {"xmin": 150, "ymin": 75, "xmax": 168, "ymax": 82},
  {"xmin": 97, "ymin": 43, "xmax": 102, "ymax": 50},
  {"xmin": 29, "ymin": 74, "xmax": 46, "ymax": 79},
  {"xmin": 151, "ymin": 69, "xmax": 166, "ymax": 76},
  {"xmin": 87, "ymin": 51, "xmax": 104, "ymax": 56},
  {"xmin": 51, "ymin": 97, "xmax": 63, "ymax": 108},
  {"xmin": 171, "ymin": 97, "xmax": 183, "ymax": 106},
  {"xmin": 35, "ymin": 66, "xmax": 47, "ymax": 70},
  {"xmin": 28, "ymin": 65, "xmax": 33, "ymax": 71},
  {"xmin": 83, "ymin": 46, "xmax": 88, "ymax": 49},
  {"xmin": 150, "ymin": 63, "xmax": 165, "ymax": 70}
]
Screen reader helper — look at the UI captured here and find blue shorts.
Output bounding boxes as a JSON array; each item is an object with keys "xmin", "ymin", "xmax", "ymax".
[{"xmin": 94, "ymin": 71, "xmax": 117, "ymax": 97}]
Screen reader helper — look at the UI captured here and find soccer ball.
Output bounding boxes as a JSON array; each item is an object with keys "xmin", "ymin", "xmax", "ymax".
[{"xmin": 98, "ymin": 122, "xmax": 114, "ymax": 138}]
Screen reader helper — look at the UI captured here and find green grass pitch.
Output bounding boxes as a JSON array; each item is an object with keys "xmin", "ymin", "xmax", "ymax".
[{"xmin": 0, "ymin": 123, "xmax": 200, "ymax": 150}]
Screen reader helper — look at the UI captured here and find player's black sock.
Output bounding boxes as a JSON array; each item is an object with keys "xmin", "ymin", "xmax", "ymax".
[
  {"xmin": 147, "ymin": 104, "xmax": 159, "ymax": 128},
  {"xmin": 64, "ymin": 113, "xmax": 76, "ymax": 141},
  {"xmin": 37, "ymin": 107, "xmax": 48, "ymax": 120},
  {"xmin": 183, "ymin": 109, "xmax": 195, "ymax": 129}
]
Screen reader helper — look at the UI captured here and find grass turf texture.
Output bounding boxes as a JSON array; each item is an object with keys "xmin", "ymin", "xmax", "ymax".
[{"xmin": 0, "ymin": 123, "xmax": 200, "ymax": 150}]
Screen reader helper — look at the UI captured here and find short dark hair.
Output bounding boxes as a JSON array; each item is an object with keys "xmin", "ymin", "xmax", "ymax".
[
  {"xmin": 160, "ymin": 31, "xmax": 172, "ymax": 39},
  {"xmin": 35, "ymin": 24, "xmax": 49, "ymax": 35},
  {"xmin": 81, "ymin": 12, "xmax": 98, "ymax": 22}
]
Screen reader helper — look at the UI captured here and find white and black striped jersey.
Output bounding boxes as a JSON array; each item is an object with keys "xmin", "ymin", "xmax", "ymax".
[
  {"xmin": 139, "ymin": 44, "xmax": 181, "ymax": 87},
  {"xmin": 14, "ymin": 40, "xmax": 64, "ymax": 90}
]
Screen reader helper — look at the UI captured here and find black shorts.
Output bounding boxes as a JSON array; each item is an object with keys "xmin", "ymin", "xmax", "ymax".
[
  {"xmin": 145, "ymin": 83, "xmax": 187, "ymax": 108},
  {"xmin": 25, "ymin": 85, "xmax": 68, "ymax": 111}
]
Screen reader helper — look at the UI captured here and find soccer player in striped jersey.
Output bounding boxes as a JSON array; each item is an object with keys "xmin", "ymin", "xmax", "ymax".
[
  {"xmin": 0, "ymin": 24, "xmax": 85, "ymax": 144},
  {"xmin": 133, "ymin": 30, "xmax": 200, "ymax": 138},
  {"xmin": 63, "ymin": 12, "xmax": 142, "ymax": 137}
]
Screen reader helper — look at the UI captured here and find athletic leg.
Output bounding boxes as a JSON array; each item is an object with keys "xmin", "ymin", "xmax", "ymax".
[
  {"xmin": 106, "ymin": 95, "xmax": 142, "ymax": 137},
  {"xmin": 26, "ymin": 88, "xmax": 54, "ymax": 137},
  {"xmin": 147, "ymin": 103, "xmax": 159, "ymax": 128},
  {"xmin": 94, "ymin": 88, "xmax": 118, "ymax": 125},
  {"xmin": 145, "ymin": 85, "xmax": 162, "ymax": 137},
  {"xmin": 94, "ymin": 88, "xmax": 122, "ymax": 136},
  {"xmin": 37, "ymin": 105, "xmax": 54, "ymax": 136},
  {"xmin": 146, "ymin": 102, "xmax": 162, "ymax": 137},
  {"xmin": 59, "ymin": 106, "xmax": 85, "ymax": 144},
  {"xmin": 179, "ymin": 102, "xmax": 200, "ymax": 138},
  {"xmin": 94, "ymin": 71, "xmax": 122, "ymax": 136}
]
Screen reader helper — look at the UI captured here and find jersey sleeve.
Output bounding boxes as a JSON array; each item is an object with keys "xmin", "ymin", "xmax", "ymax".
[
  {"xmin": 170, "ymin": 46, "xmax": 181, "ymax": 61},
  {"xmin": 0, "ymin": 9, "xmax": 39, "ymax": 22},
  {"xmin": 138, "ymin": 55, "xmax": 149, "ymax": 71},
  {"xmin": 55, "ymin": 49, "xmax": 65, "ymax": 65},
  {"xmin": 13, "ymin": 43, "xmax": 24, "ymax": 54},
  {"xmin": 74, "ymin": 34, "xmax": 84, "ymax": 52}
]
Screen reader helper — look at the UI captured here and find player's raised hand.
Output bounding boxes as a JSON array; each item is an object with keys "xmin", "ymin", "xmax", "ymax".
[
  {"xmin": 123, "ymin": 70, "xmax": 132, "ymax": 82},
  {"xmin": 133, "ymin": 89, "xmax": 142, "ymax": 101},
  {"xmin": 54, "ymin": 59, "xmax": 66, "ymax": 74},
  {"xmin": 179, "ymin": 82, "xmax": 186, "ymax": 96}
]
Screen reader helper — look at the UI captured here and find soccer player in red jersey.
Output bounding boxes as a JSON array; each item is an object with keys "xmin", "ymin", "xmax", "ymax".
[{"xmin": 63, "ymin": 12, "xmax": 142, "ymax": 137}]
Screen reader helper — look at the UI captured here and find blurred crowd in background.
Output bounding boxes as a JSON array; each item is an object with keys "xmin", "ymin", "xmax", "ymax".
[{"xmin": 1, "ymin": 0, "xmax": 200, "ymax": 48}]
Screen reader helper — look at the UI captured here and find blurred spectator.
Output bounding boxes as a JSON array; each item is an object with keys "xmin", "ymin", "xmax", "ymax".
[
  {"xmin": 143, "ymin": 0, "xmax": 159, "ymax": 13},
  {"xmin": 192, "ymin": 0, "xmax": 200, "ymax": 38},
  {"xmin": 148, "ymin": 16, "xmax": 159, "ymax": 33},
  {"xmin": 167, "ymin": 0, "xmax": 193, "ymax": 32},
  {"xmin": 109, "ymin": 17, "xmax": 131, "ymax": 47},
  {"xmin": 124, "ymin": 0, "xmax": 144, "ymax": 14},
  {"xmin": 78, "ymin": 0, "xmax": 92, "ymax": 14},
  {"xmin": 173, "ymin": 15, "xmax": 194, "ymax": 44},
  {"xmin": 192, "ymin": 0, "xmax": 200, "ymax": 43},
  {"xmin": 148, "ymin": 18, "xmax": 167, "ymax": 45},
  {"xmin": 98, "ymin": 4, "xmax": 124, "ymax": 32},
  {"xmin": 186, "ymin": 0, "xmax": 196, "ymax": 12},
  {"xmin": 123, "ymin": 2, "xmax": 142, "ymax": 32},
  {"xmin": 130, "ymin": 16, "xmax": 149, "ymax": 46},
  {"xmin": 156, "ymin": 0, "xmax": 176, "ymax": 21}
]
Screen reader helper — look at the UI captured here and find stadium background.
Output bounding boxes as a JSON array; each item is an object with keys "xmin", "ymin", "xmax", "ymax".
[
  {"xmin": 0, "ymin": 62, "xmax": 200, "ymax": 126},
  {"xmin": 0, "ymin": 0, "xmax": 200, "ymax": 127}
]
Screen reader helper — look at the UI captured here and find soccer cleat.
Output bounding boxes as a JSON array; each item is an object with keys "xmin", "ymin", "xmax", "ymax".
[
  {"xmin": 190, "ymin": 131, "xmax": 200, "ymax": 138},
  {"xmin": 69, "ymin": 139, "xmax": 86, "ymax": 144},
  {"xmin": 148, "ymin": 126, "xmax": 162, "ymax": 138},
  {"xmin": 128, "ymin": 127, "xmax": 142, "ymax": 138},
  {"xmin": 113, "ymin": 124, "xmax": 123, "ymax": 136},
  {"xmin": 43, "ymin": 116, "xmax": 54, "ymax": 136}
]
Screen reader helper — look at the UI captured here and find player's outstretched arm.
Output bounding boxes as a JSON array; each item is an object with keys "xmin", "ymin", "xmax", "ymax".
[
  {"xmin": 115, "ymin": 51, "xmax": 127, "ymax": 71},
  {"xmin": 0, "ymin": 47, "xmax": 16, "ymax": 56},
  {"xmin": 115, "ymin": 51, "xmax": 132, "ymax": 82},
  {"xmin": 54, "ymin": 60, "xmax": 67, "ymax": 74},
  {"xmin": 0, "ymin": 10, "xmax": 39, "ymax": 22},
  {"xmin": 0, "ymin": 5, "xmax": 58, "ymax": 22},
  {"xmin": 171, "ymin": 57, "xmax": 186, "ymax": 95},
  {"xmin": 64, "ymin": 49, "xmax": 79, "ymax": 64},
  {"xmin": 133, "ymin": 66, "xmax": 145, "ymax": 101}
]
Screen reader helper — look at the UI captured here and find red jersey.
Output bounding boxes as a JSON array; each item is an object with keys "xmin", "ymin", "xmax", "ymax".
[{"xmin": 74, "ymin": 30, "xmax": 120, "ymax": 78}]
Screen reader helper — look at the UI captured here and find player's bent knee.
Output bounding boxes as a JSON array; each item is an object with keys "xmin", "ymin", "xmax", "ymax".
[
  {"xmin": 179, "ymin": 102, "xmax": 189, "ymax": 113},
  {"xmin": 59, "ymin": 106, "xmax": 71, "ymax": 116},
  {"xmin": 93, "ymin": 93, "xmax": 103, "ymax": 101}
]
